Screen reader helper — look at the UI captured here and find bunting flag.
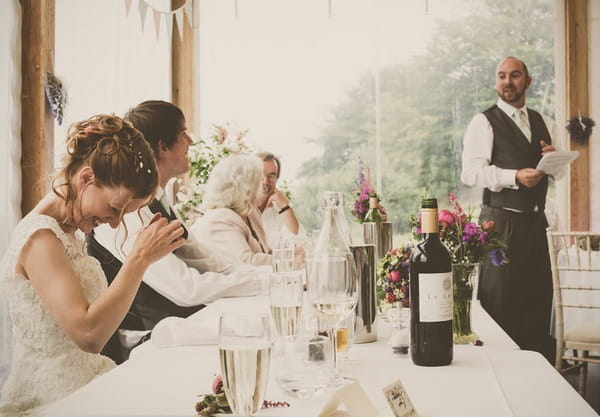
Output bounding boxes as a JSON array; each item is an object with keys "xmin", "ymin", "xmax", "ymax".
[
  {"xmin": 124, "ymin": 0, "xmax": 132, "ymax": 17},
  {"xmin": 124, "ymin": 0, "xmax": 192, "ymax": 42},
  {"xmin": 138, "ymin": 0, "xmax": 148, "ymax": 31},
  {"xmin": 175, "ymin": 8, "xmax": 185, "ymax": 41},
  {"xmin": 152, "ymin": 8, "xmax": 161, "ymax": 40}
]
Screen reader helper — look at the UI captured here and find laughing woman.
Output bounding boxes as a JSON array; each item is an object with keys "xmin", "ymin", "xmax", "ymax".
[{"xmin": 0, "ymin": 115, "xmax": 185, "ymax": 416}]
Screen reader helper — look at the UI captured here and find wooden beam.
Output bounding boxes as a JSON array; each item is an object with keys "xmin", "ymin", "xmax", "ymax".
[
  {"xmin": 565, "ymin": 0, "xmax": 589, "ymax": 231},
  {"xmin": 171, "ymin": 0, "xmax": 195, "ymax": 194},
  {"xmin": 171, "ymin": 0, "xmax": 195, "ymax": 129},
  {"xmin": 21, "ymin": 0, "xmax": 55, "ymax": 216}
]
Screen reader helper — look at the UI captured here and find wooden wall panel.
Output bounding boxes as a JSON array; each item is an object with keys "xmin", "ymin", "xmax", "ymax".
[
  {"xmin": 21, "ymin": 0, "xmax": 55, "ymax": 216},
  {"xmin": 565, "ymin": 0, "xmax": 590, "ymax": 231}
]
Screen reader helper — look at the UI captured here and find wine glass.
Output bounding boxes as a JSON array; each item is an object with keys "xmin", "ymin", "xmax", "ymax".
[
  {"xmin": 269, "ymin": 270, "xmax": 305, "ymax": 338},
  {"xmin": 306, "ymin": 255, "xmax": 358, "ymax": 385},
  {"xmin": 218, "ymin": 312, "xmax": 271, "ymax": 416}
]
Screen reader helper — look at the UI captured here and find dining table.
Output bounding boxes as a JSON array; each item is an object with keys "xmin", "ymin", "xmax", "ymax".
[{"xmin": 40, "ymin": 296, "xmax": 598, "ymax": 417}]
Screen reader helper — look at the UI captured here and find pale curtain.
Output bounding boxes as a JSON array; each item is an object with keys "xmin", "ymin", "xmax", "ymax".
[{"xmin": 0, "ymin": 0, "xmax": 22, "ymax": 388}]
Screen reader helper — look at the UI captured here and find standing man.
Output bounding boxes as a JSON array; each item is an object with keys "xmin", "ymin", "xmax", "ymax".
[
  {"xmin": 256, "ymin": 152, "xmax": 300, "ymax": 249},
  {"xmin": 88, "ymin": 101, "xmax": 265, "ymax": 362},
  {"xmin": 461, "ymin": 56, "xmax": 559, "ymax": 362}
]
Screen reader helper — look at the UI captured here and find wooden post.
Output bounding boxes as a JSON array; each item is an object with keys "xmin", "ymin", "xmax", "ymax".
[
  {"xmin": 565, "ymin": 0, "xmax": 589, "ymax": 231},
  {"xmin": 171, "ymin": 0, "xmax": 195, "ymax": 193},
  {"xmin": 171, "ymin": 0, "xmax": 195, "ymax": 129},
  {"xmin": 21, "ymin": 0, "xmax": 55, "ymax": 216}
]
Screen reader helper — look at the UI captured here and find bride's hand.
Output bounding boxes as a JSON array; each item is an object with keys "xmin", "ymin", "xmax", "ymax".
[{"xmin": 131, "ymin": 213, "xmax": 185, "ymax": 264}]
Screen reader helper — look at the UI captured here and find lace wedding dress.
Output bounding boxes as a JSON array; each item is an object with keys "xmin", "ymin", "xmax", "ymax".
[{"xmin": 0, "ymin": 214, "xmax": 115, "ymax": 416}]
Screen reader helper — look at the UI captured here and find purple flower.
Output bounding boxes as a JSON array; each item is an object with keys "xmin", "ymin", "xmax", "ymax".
[
  {"xmin": 478, "ymin": 231, "xmax": 488, "ymax": 245},
  {"xmin": 490, "ymin": 248, "xmax": 507, "ymax": 267},
  {"xmin": 462, "ymin": 222, "xmax": 478, "ymax": 242}
]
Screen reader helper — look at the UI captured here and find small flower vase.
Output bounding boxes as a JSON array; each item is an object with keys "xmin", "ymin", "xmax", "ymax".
[{"xmin": 452, "ymin": 263, "xmax": 478, "ymax": 344}]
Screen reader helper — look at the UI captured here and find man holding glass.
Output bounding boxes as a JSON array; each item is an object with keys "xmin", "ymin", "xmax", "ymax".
[{"xmin": 461, "ymin": 56, "xmax": 560, "ymax": 362}]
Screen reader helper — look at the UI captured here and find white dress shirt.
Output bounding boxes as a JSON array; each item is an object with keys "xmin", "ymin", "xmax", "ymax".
[
  {"xmin": 262, "ymin": 205, "xmax": 303, "ymax": 249},
  {"xmin": 93, "ymin": 187, "xmax": 265, "ymax": 308},
  {"xmin": 461, "ymin": 98, "xmax": 557, "ymax": 192}
]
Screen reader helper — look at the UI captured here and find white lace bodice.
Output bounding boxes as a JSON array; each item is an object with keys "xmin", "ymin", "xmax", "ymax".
[{"xmin": 0, "ymin": 214, "xmax": 115, "ymax": 416}]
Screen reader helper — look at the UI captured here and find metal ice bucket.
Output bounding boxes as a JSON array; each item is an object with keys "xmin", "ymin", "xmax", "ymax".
[
  {"xmin": 350, "ymin": 244, "xmax": 377, "ymax": 343},
  {"xmin": 363, "ymin": 222, "xmax": 393, "ymax": 263}
]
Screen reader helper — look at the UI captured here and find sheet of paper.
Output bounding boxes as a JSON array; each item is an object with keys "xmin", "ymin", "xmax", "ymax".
[{"xmin": 535, "ymin": 151, "xmax": 579, "ymax": 177}]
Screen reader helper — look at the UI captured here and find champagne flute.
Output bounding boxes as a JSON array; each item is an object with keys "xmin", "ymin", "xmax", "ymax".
[
  {"xmin": 307, "ymin": 255, "xmax": 358, "ymax": 385},
  {"xmin": 269, "ymin": 270, "xmax": 305, "ymax": 338},
  {"xmin": 219, "ymin": 312, "xmax": 271, "ymax": 416}
]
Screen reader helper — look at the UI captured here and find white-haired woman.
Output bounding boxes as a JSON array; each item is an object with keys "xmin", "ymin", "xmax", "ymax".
[{"xmin": 192, "ymin": 154, "xmax": 272, "ymax": 266}]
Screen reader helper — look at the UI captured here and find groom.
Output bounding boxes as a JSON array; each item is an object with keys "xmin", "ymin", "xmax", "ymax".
[{"xmin": 87, "ymin": 100, "xmax": 265, "ymax": 362}]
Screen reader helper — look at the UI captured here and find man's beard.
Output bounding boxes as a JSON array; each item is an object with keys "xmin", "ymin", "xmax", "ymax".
[{"xmin": 498, "ymin": 87, "xmax": 524, "ymax": 105}]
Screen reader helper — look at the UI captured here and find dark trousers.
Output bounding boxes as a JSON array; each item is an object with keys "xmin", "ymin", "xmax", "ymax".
[{"xmin": 478, "ymin": 206, "xmax": 555, "ymax": 362}]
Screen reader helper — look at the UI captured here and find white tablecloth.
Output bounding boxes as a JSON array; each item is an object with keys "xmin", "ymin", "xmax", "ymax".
[{"xmin": 40, "ymin": 296, "xmax": 597, "ymax": 417}]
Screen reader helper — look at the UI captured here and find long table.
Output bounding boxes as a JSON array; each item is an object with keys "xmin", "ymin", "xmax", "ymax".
[{"xmin": 40, "ymin": 297, "xmax": 598, "ymax": 417}]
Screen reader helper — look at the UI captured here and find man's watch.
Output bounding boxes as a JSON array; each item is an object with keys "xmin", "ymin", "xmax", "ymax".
[{"xmin": 278, "ymin": 205, "xmax": 291, "ymax": 214}]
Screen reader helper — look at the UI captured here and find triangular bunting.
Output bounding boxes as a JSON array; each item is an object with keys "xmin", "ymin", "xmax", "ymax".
[
  {"xmin": 184, "ymin": 0, "xmax": 193, "ymax": 29},
  {"xmin": 124, "ymin": 0, "xmax": 132, "ymax": 17},
  {"xmin": 153, "ymin": 9, "xmax": 161, "ymax": 40},
  {"xmin": 138, "ymin": 0, "xmax": 148, "ymax": 31},
  {"xmin": 175, "ymin": 9, "xmax": 185, "ymax": 41},
  {"xmin": 165, "ymin": 13, "xmax": 174, "ymax": 41}
]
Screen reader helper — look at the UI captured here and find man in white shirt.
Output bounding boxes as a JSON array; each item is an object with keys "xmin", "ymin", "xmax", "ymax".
[
  {"xmin": 88, "ymin": 101, "xmax": 265, "ymax": 362},
  {"xmin": 256, "ymin": 152, "xmax": 300, "ymax": 249},
  {"xmin": 461, "ymin": 56, "xmax": 557, "ymax": 362}
]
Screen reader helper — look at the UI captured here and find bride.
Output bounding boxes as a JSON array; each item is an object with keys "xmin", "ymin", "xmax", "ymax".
[{"xmin": 0, "ymin": 115, "xmax": 185, "ymax": 416}]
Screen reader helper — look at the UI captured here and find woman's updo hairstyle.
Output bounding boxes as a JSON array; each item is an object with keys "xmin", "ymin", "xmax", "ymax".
[{"xmin": 53, "ymin": 114, "xmax": 159, "ymax": 216}]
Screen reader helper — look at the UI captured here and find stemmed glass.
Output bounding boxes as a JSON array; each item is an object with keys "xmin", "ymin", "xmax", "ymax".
[{"xmin": 306, "ymin": 255, "xmax": 358, "ymax": 385}]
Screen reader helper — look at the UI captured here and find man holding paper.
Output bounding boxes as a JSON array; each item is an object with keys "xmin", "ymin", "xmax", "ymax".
[{"xmin": 461, "ymin": 56, "xmax": 560, "ymax": 362}]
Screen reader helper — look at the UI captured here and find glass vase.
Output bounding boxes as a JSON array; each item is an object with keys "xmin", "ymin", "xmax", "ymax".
[{"xmin": 452, "ymin": 263, "xmax": 478, "ymax": 344}]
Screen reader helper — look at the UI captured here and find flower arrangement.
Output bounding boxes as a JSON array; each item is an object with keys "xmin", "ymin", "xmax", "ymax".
[
  {"xmin": 409, "ymin": 193, "xmax": 508, "ymax": 268},
  {"xmin": 189, "ymin": 124, "xmax": 250, "ymax": 185},
  {"xmin": 376, "ymin": 244, "xmax": 412, "ymax": 308},
  {"xmin": 195, "ymin": 375, "xmax": 289, "ymax": 417},
  {"xmin": 174, "ymin": 124, "xmax": 252, "ymax": 224},
  {"xmin": 351, "ymin": 159, "xmax": 388, "ymax": 223}
]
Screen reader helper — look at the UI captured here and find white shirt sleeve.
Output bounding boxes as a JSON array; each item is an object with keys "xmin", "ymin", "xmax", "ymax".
[
  {"xmin": 92, "ymin": 207, "xmax": 263, "ymax": 308},
  {"xmin": 460, "ymin": 113, "xmax": 519, "ymax": 191}
]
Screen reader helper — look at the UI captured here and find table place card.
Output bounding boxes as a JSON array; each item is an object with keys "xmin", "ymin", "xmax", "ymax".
[
  {"xmin": 318, "ymin": 381, "xmax": 378, "ymax": 417},
  {"xmin": 383, "ymin": 379, "xmax": 418, "ymax": 417}
]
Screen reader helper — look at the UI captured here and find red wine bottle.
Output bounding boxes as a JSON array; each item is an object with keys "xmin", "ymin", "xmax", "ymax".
[{"xmin": 410, "ymin": 198, "xmax": 453, "ymax": 366}]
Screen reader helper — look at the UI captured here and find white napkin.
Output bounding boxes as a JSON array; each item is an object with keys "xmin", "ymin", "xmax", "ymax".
[{"xmin": 150, "ymin": 295, "xmax": 270, "ymax": 348}]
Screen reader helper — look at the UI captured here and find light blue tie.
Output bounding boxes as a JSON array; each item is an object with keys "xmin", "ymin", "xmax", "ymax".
[{"xmin": 513, "ymin": 109, "xmax": 531, "ymax": 142}]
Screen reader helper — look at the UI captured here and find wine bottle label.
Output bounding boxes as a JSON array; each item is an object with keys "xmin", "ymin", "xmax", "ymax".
[
  {"xmin": 369, "ymin": 197, "xmax": 378, "ymax": 208},
  {"xmin": 418, "ymin": 272, "xmax": 452, "ymax": 322}
]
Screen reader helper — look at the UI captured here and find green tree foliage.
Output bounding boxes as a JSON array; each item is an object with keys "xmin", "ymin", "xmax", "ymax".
[{"xmin": 295, "ymin": 0, "xmax": 554, "ymax": 234}]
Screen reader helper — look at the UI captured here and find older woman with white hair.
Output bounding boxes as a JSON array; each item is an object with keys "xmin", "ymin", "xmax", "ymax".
[{"xmin": 192, "ymin": 154, "xmax": 272, "ymax": 266}]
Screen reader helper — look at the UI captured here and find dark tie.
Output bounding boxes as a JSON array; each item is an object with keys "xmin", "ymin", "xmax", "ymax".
[{"xmin": 148, "ymin": 198, "xmax": 189, "ymax": 240}]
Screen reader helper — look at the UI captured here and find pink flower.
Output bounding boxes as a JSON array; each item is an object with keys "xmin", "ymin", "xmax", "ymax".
[
  {"xmin": 390, "ymin": 249, "xmax": 398, "ymax": 256},
  {"xmin": 389, "ymin": 270, "xmax": 401, "ymax": 282},
  {"xmin": 216, "ymin": 127, "xmax": 227, "ymax": 144},
  {"xmin": 438, "ymin": 209, "xmax": 455, "ymax": 227},
  {"xmin": 212, "ymin": 375, "xmax": 223, "ymax": 394},
  {"xmin": 386, "ymin": 293, "xmax": 396, "ymax": 303},
  {"xmin": 481, "ymin": 220, "xmax": 495, "ymax": 232}
]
